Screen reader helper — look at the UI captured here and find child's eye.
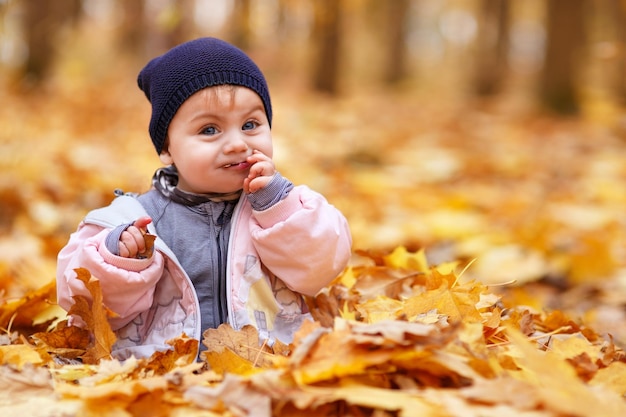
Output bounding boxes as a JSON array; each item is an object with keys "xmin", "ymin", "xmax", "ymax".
[
  {"xmin": 242, "ymin": 121, "xmax": 258, "ymax": 131},
  {"xmin": 201, "ymin": 126, "xmax": 218, "ymax": 135}
]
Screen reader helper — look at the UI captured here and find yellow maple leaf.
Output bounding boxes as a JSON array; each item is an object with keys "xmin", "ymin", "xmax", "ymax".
[
  {"xmin": 382, "ymin": 246, "xmax": 429, "ymax": 272},
  {"xmin": 354, "ymin": 295, "xmax": 402, "ymax": 323},
  {"xmin": 336, "ymin": 266, "xmax": 357, "ymax": 289},
  {"xmin": 0, "ymin": 344, "xmax": 44, "ymax": 369},
  {"xmin": 202, "ymin": 324, "xmax": 280, "ymax": 370},
  {"xmin": 203, "ymin": 348, "xmax": 263, "ymax": 376},
  {"xmin": 504, "ymin": 326, "xmax": 626, "ymax": 416},
  {"xmin": 403, "ymin": 283, "xmax": 482, "ymax": 323},
  {"xmin": 590, "ymin": 361, "xmax": 626, "ymax": 395}
]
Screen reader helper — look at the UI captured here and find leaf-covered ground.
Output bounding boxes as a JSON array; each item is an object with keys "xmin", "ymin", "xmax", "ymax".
[{"xmin": 1, "ymin": 67, "xmax": 625, "ymax": 415}]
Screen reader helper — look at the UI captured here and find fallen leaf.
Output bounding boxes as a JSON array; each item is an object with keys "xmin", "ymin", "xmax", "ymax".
[
  {"xmin": 0, "ymin": 344, "xmax": 44, "ymax": 369},
  {"xmin": 202, "ymin": 324, "xmax": 277, "ymax": 369},
  {"xmin": 589, "ymin": 361, "xmax": 626, "ymax": 395},
  {"xmin": 69, "ymin": 268, "xmax": 117, "ymax": 364},
  {"xmin": 0, "ymin": 280, "xmax": 58, "ymax": 332}
]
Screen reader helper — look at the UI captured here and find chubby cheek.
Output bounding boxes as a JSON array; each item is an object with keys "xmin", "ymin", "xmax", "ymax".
[
  {"xmin": 176, "ymin": 157, "xmax": 227, "ymax": 193},
  {"xmin": 187, "ymin": 151, "xmax": 219, "ymax": 174},
  {"xmin": 171, "ymin": 152, "xmax": 212, "ymax": 182},
  {"xmin": 258, "ymin": 146, "xmax": 273, "ymax": 159},
  {"xmin": 251, "ymin": 137, "xmax": 273, "ymax": 158}
]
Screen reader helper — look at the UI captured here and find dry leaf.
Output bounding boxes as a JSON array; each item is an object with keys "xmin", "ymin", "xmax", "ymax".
[
  {"xmin": 137, "ymin": 233, "xmax": 156, "ymax": 259},
  {"xmin": 0, "ymin": 280, "xmax": 58, "ymax": 331},
  {"xmin": 589, "ymin": 361, "xmax": 626, "ymax": 395},
  {"xmin": 69, "ymin": 268, "xmax": 117, "ymax": 364},
  {"xmin": 0, "ymin": 344, "xmax": 44, "ymax": 369},
  {"xmin": 202, "ymin": 324, "xmax": 277, "ymax": 369},
  {"xmin": 142, "ymin": 333, "xmax": 199, "ymax": 375}
]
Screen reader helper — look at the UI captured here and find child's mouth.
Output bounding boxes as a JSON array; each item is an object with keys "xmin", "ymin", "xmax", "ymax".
[{"xmin": 223, "ymin": 161, "xmax": 250, "ymax": 169}]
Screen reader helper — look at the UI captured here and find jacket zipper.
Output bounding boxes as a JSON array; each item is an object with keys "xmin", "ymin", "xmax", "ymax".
[
  {"xmin": 217, "ymin": 234, "xmax": 226, "ymax": 324},
  {"xmin": 225, "ymin": 195, "xmax": 244, "ymax": 329}
]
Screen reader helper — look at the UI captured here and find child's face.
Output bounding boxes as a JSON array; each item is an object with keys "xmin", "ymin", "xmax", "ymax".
[{"xmin": 160, "ymin": 86, "xmax": 273, "ymax": 194}]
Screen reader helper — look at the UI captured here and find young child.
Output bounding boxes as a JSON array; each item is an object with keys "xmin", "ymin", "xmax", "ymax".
[{"xmin": 56, "ymin": 37, "xmax": 352, "ymax": 360}]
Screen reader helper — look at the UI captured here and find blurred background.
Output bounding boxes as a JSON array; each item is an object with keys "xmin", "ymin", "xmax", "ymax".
[
  {"xmin": 0, "ymin": 0, "xmax": 625, "ymax": 340},
  {"xmin": 2, "ymin": 0, "xmax": 625, "ymax": 106}
]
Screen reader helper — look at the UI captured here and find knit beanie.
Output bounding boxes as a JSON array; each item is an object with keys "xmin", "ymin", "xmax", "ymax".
[{"xmin": 137, "ymin": 37, "xmax": 272, "ymax": 154}]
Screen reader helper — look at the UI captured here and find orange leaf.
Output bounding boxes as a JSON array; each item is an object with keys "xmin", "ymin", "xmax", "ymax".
[
  {"xmin": 69, "ymin": 268, "xmax": 117, "ymax": 364},
  {"xmin": 137, "ymin": 233, "xmax": 156, "ymax": 259},
  {"xmin": 31, "ymin": 319, "xmax": 90, "ymax": 360},
  {"xmin": 143, "ymin": 333, "xmax": 199, "ymax": 374},
  {"xmin": 0, "ymin": 280, "xmax": 58, "ymax": 331},
  {"xmin": 202, "ymin": 324, "xmax": 277, "ymax": 369}
]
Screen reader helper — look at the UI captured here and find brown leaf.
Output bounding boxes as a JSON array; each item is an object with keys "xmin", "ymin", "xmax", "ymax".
[
  {"xmin": 137, "ymin": 233, "xmax": 156, "ymax": 259},
  {"xmin": 31, "ymin": 319, "xmax": 89, "ymax": 360},
  {"xmin": 0, "ymin": 280, "xmax": 58, "ymax": 332},
  {"xmin": 142, "ymin": 333, "xmax": 199, "ymax": 375},
  {"xmin": 306, "ymin": 284, "xmax": 354, "ymax": 327},
  {"xmin": 202, "ymin": 324, "xmax": 276, "ymax": 369},
  {"xmin": 69, "ymin": 268, "xmax": 117, "ymax": 364}
]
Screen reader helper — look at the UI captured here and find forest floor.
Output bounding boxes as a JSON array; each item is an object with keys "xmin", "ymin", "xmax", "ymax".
[
  {"xmin": 2, "ymin": 71, "xmax": 624, "ymax": 340},
  {"xmin": 1, "ymin": 69, "xmax": 626, "ymax": 415}
]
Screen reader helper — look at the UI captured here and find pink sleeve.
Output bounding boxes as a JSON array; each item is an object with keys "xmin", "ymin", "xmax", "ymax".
[
  {"xmin": 250, "ymin": 186, "xmax": 352, "ymax": 296},
  {"xmin": 56, "ymin": 223, "xmax": 165, "ymax": 329}
]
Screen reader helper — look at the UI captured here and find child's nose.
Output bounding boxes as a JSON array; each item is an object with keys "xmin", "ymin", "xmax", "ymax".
[{"xmin": 224, "ymin": 132, "xmax": 249, "ymax": 153}]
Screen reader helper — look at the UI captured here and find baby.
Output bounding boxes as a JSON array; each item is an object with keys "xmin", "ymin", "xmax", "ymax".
[{"xmin": 56, "ymin": 37, "xmax": 352, "ymax": 360}]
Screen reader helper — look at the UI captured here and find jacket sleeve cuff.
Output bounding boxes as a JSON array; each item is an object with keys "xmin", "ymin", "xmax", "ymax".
[
  {"xmin": 246, "ymin": 172, "xmax": 294, "ymax": 211},
  {"xmin": 252, "ymin": 189, "xmax": 303, "ymax": 229},
  {"xmin": 104, "ymin": 222, "xmax": 134, "ymax": 255}
]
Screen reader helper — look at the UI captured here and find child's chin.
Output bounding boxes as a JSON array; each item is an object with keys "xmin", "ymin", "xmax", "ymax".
[{"xmin": 209, "ymin": 184, "xmax": 244, "ymax": 194}]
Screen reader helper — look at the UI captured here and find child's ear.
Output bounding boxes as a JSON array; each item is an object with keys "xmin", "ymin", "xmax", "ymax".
[{"xmin": 159, "ymin": 149, "xmax": 173, "ymax": 165}]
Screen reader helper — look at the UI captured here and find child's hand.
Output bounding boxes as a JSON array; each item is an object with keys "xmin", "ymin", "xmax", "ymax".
[
  {"xmin": 243, "ymin": 150, "xmax": 276, "ymax": 193},
  {"xmin": 118, "ymin": 216, "xmax": 154, "ymax": 259}
]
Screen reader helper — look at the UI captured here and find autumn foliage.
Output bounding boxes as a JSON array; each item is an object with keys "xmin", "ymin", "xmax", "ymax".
[
  {"xmin": 0, "ymin": 245, "xmax": 625, "ymax": 416},
  {"xmin": 1, "ymin": 25, "xmax": 626, "ymax": 415}
]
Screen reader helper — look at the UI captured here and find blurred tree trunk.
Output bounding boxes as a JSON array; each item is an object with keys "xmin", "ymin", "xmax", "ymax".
[
  {"xmin": 384, "ymin": 0, "xmax": 410, "ymax": 85},
  {"xmin": 276, "ymin": 0, "xmax": 289, "ymax": 40},
  {"xmin": 117, "ymin": 0, "xmax": 147, "ymax": 60},
  {"xmin": 311, "ymin": 0, "xmax": 342, "ymax": 94},
  {"xmin": 231, "ymin": 0, "xmax": 252, "ymax": 50},
  {"xmin": 164, "ymin": 0, "xmax": 195, "ymax": 47},
  {"xmin": 472, "ymin": 0, "xmax": 510, "ymax": 96},
  {"xmin": 539, "ymin": 0, "xmax": 586, "ymax": 114},
  {"xmin": 21, "ymin": 0, "xmax": 82, "ymax": 85},
  {"xmin": 609, "ymin": 0, "xmax": 626, "ymax": 103},
  {"xmin": 145, "ymin": 0, "xmax": 194, "ymax": 55}
]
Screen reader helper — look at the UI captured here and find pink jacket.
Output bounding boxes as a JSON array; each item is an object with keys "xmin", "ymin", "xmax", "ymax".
[{"xmin": 57, "ymin": 186, "xmax": 352, "ymax": 359}]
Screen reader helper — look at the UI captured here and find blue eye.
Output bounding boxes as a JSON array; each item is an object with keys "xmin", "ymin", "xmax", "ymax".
[
  {"xmin": 242, "ymin": 121, "xmax": 258, "ymax": 131},
  {"xmin": 202, "ymin": 126, "xmax": 218, "ymax": 135}
]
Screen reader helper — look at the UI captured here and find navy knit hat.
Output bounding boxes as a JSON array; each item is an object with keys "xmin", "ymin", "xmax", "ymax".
[{"xmin": 137, "ymin": 37, "xmax": 272, "ymax": 154}]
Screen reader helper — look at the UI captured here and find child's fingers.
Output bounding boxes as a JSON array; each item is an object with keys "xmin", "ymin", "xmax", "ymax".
[
  {"xmin": 118, "ymin": 241, "xmax": 130, "ymax": 258},
  {"xmin": 248, "ymin": 161, "xmax": 274, "ymax": 179},
  {"xmin": 133, "ymin": 216, "xmax": 152, "ymax": 231},
  {"xmin": 243, "ymin": 152, "xmax": 275, "ymax": 193},
  {"xmin": 247, "ymin": 150, "xmax": 272, "ymax": 165},
  {"xmin": 119, "ymin": 231, "xmax": 140, "ymax": 257},
  {"xmin": 118, "ymin": 218, "xmax": 151, "ymax": 257},
  {"xmin": 246, "ymin": 175, "xmax": 273, "ymax": 193}
]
